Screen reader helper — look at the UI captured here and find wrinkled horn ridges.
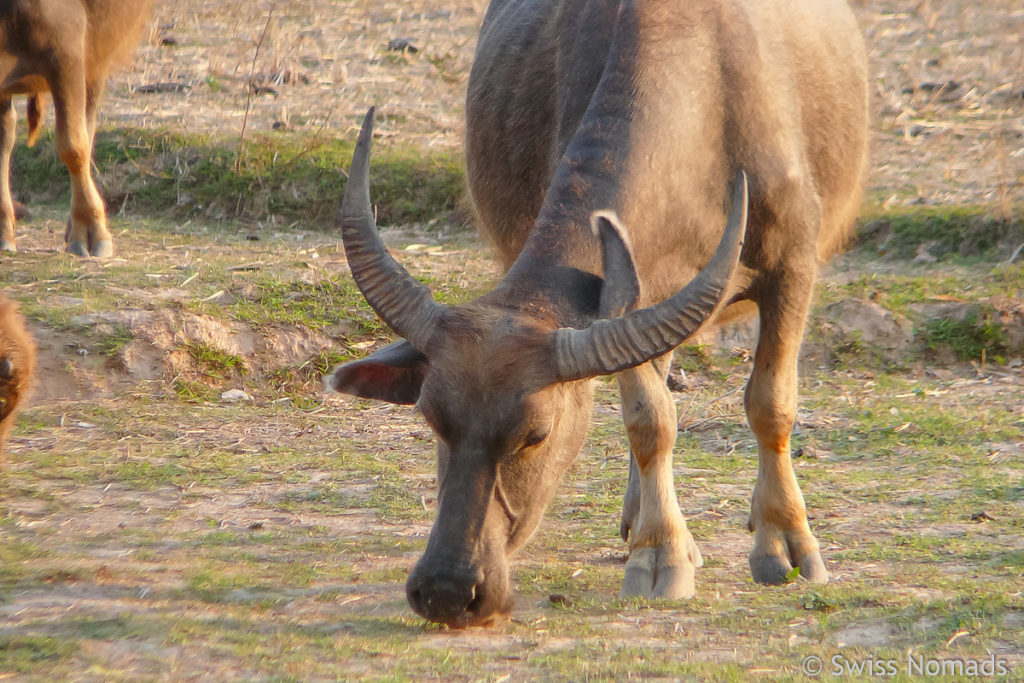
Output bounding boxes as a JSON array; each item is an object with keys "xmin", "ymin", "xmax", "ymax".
[
  {"xmin": 340, "ymin": 108, "xmax": 445, "ymax": 352},
  {"xmin": 553, "ymin": 171, "xmax": 748, "ymax": 380}
]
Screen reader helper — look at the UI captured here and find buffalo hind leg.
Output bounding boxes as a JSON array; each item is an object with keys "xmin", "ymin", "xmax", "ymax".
[
  {"xmin": 746, "ymin": 266, "xmax": 827, "ymax": 584},
  {"xmin": 618, "ymin": 355, "xmax": 702, "ymax": 599},
  {"xmin": 0, "ymin": 98, "xmax": 16, "ymax": 252}
]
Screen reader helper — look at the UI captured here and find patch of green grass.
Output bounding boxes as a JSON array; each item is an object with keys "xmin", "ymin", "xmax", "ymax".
[
  {"xmin": 96, "ymin": 324, "xmax": 135, "ymax": 358},
  {"xmin": 183, "ymin": 341, "xmax": 248, "ymax": 380},
  {"xmin": 857, "ymin": 205, "xmax": 1024, "ymax": 262},
  {"xmin": 0, "ymin": 538, "xmax": 49, "ymax": 587},
  {"xmin": 815, "ymin": 261, "xmax": 1024, "ymax": 347},
  {"xmin": 964, "ymin": 472, "xmax": 1024, "ymax": 504},
  {"xmin": 69, "ymin": 615, "xmax": 144, "ymax": 640},
  {"xmin": 184, "ymin": 569, "xmax": 260, "ymax": 604},
  {"xmin": 0, "ymin": 635, "xmax": 78, "ymax": 674},
  {"xmin": 818, "ymin": 271, "xmax": 948, "ymax": 315},
  {"xmin": 183, "ymin": 559, "xmax": 318, "ymax": 605},
  {"xmin": 229, "ymin": 275, "xmax": 384, "ymax": 333},
  {"xmin": 675, "ymin": 343, "xmax": 716, "ymax": 373},
  {"xmin": 104, "ymin": 459, "xmax": 190, "ymax": 488},
  {"xmin": 299, "ymin": 348, "xmax": 353, "ymax": 377},
  {"xmin": 370, "ymin": 477, "xmax": 432, "ymax": 521},
  {"xmin": 800, "ymin": 590, "xmax": 841, "ymax": 613},
  {"xmin": 173, "ymin": 378, "xmax": 218, "ymax": 403},
  {"xmin": 920, "ymin": 308, "xmax": 1009, "ymax": 362},
  {"xmin": 998, "ymin": 550, "xmax": 1024, "ymax": 568},
  {"xmin": 13, "ymin": 127, "xmax": 468, "ymax": 229},
  {"xmin": 268, "ymin": 348, "xmax": 362, "ymax": 399},
  {"xmin": 799, "ymin": 371, "xmax": 1021, "ymax": 462}
]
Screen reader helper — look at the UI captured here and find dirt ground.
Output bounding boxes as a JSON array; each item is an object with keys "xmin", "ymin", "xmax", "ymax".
[{"xmin": 1, "ymin": 0, "xmax": 1023, "ymax": 679}]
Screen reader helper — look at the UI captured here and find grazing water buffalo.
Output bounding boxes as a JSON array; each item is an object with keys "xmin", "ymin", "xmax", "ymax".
[
  {"xmin": 0, "ymin": 0, "xmax": 155, "ymax": 257},
  {"xmin": 329, "ymin": 0, "xmax": 868, "ymax": 628},
  {"xmin": 0, "ymin": 295, "xmax": 35, "ymax": 462}
]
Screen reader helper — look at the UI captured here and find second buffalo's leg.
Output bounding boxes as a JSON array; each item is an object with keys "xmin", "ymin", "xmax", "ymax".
[
  {"xmin": 0, "ymin": 98, "xmax": 16, "ymax": 252},
  {"xmin": 51, "ymin": 63, "xmax": 113, "ymax": 258}
]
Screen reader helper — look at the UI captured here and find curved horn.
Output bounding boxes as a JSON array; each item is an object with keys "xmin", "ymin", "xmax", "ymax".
[
  {"xmin": 341, "ymin": 108, "xmax": 446, "ymax": 352},
  {"xmin": 552, "ymin": 171, "xmax": 748, "ymax": 380}
]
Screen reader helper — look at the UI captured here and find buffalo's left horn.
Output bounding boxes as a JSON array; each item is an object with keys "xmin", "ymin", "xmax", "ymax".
[
  {"xmin": 552, "ymin": 171, "xmax": 748, "ymax": 380},
  {"xmin": 341, "ymin": 108, "xmax": 446, "ymax": 353}
]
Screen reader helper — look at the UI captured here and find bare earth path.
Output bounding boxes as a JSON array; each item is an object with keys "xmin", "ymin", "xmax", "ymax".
[{"xmin": 0, "ymin": 1, "xmax": 1022, "ymax": 679}]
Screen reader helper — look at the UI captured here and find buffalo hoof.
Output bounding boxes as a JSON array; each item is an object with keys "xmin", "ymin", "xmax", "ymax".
[
  {"xmin": 0, "ymin": 240, "xmax": 15, "ymax": 253},
  {"xmin": 621, "ymin": 535, "xmax": 702, "ymax": 600},
  {"xmin": 66, "ymin": 240, "xmax": 90, "ymax": 257},
  {"xmin": 90, "ymin": 239, "xmax": 114, "ymax": 259},
  {"xmin": 749, "ymin": 548, "xmax": 828, "ymax": 585}
]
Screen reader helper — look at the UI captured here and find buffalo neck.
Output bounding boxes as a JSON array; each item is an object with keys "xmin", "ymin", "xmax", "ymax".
[
  {"xmin": 480, "ymin": 0, "xmax": 728, "ymax": 331},
  {"xmin": 481, "ymin": 2, "xmax": 643, "ymax": 330}
]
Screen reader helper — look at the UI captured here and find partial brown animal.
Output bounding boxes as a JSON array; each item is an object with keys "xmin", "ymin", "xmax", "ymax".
[
  {"xmin": 0, "ymin": 0, "xmax": 155, "ymax": 257},
  {"xmin": 329, "ymin": 0, "xmax": 868, "ymax": 628},
  {"xmin": 0, "ymin": 295, "xmax": 35, "ymax": 462}
]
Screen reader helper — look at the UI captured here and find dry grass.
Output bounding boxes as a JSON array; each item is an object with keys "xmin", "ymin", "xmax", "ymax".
[
  {"xmin": 104, "ymin": 0, "xmax": 483, "ymax": 149},
  {"xmin": 86, "ymin": 0, "xmax": 1024, "ymax": 211},
  {"xmin": 861, "ymin": 0, "xmax": 1024, "ymax": 210},
  {"xmin": 1, "ymin": 1, "xmax": 1022, "ymax": 679}
]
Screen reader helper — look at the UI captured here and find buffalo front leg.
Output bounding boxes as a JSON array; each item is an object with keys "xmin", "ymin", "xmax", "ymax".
[
  {"xmin": 618, "ymin": 355, "xmax": 702, "ymax": 599},
  {"xmin": 0, "ymin": 97, "xmax": 16, "ymax": 252},
  {"xmin": 746, "ymin": 267, "xmax": 827, "ymax": 584},
  {"xmin": 52, "ymin": 73, "xmax": 112, "ymax": 258}
]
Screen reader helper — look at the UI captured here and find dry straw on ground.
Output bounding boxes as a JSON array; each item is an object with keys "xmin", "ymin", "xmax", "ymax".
[
  {"xmin": 90, "ymin": 0, "xmax": 1022, "ymax": 212},
  {"xmin": 1, "ymin": 2, "xmax": 1021, "ymax": 679}
]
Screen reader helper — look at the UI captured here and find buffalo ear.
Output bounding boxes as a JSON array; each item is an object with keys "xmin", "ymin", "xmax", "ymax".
[
  {"xmin": 591, "ymin": 210, "xmax": 641, "ymax": 317},
  {"xmin": 325, "ymin": 340, "xmax": 427, "ymax": 405}
]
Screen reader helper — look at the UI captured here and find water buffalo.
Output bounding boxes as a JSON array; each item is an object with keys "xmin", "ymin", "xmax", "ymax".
[
  {"xmin": 329, "ymin": 0, "xmax": 868, "ymax": 628},
  {"xmin": 0, "ymin": 0, "xmax": 155, "ymax": 257},
  {"xmin": 0, "ymin": 295, "xmax": 35, "ymax": 463}
]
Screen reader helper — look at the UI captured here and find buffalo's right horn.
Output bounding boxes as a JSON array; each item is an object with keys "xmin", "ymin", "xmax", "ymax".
[
  {"xmin": 341, "ymin": 108, "xmax": 447, "ymax": 353},
  {"xmin": 552, "ymin": 171, "xmax": 748, "ymax": 380}
]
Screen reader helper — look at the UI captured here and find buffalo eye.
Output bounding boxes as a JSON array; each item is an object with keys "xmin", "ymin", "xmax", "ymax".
[{"xmin": 521, "ymin": 429, "xmax": 549, "ymax": 450}]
